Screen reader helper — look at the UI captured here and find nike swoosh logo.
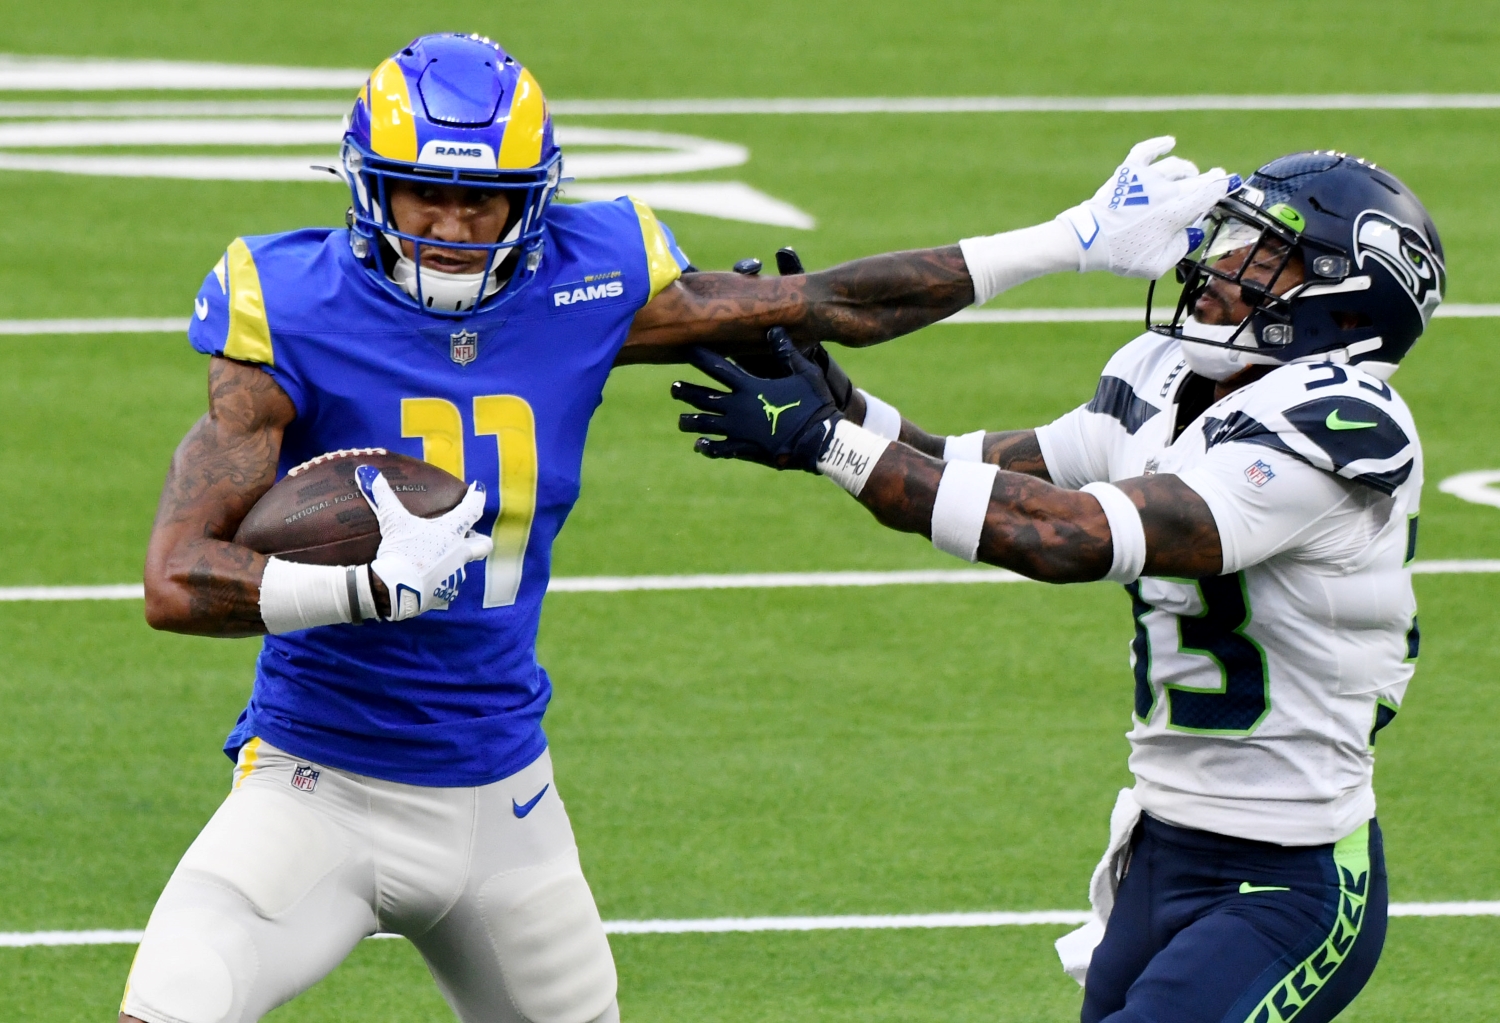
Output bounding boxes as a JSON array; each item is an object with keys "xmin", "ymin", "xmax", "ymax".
[
  {"xmin": 194, "ymin": 297, "xmax": 209, "ymax": 321},
  {"xmin": 1239, "ymin": 882, "xmax": 1291, "ymax": 894},
  {"xmin": 512, "ymin": 783, "xmax": 550, "ymax": 818},
  {"xmin": 1326, "ymin": 409, "xmax": 1378, "ymax": 431}
]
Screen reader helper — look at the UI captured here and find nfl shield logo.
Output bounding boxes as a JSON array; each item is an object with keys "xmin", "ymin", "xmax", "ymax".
[
  {"xmin": 291, "ymin": 764, "xmax": 321, "ymax": 792},
  {"xmin": 1244, "ymin": 459, "xmax": 1276, "ymax": 487},
  {"xmin": 449, "ymin": 330, "xmax": 478, "ymax": 366}
]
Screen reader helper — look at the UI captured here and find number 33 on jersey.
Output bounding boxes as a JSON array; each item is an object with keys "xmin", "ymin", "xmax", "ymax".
[{"xmin": 1036, "ymin": 331, "xmax": 1422, "ymax": 846}]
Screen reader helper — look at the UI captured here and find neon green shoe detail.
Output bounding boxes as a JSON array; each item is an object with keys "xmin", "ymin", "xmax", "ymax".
[
  {"xmin": 1325, "ymin": 408, "xmax": 1378, "ymax": 431},
  {"xmin": 758, "ymin": 394, "xmax": 801, "ymax": 434},
  {"xmin": 1239, "ymin": 882, "xmax": 1292, "ymax": 894}
]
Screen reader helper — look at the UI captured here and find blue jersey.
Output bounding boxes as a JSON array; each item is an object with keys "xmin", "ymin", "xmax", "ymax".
[{"xmin": 188, "ymin": 198, "xmax": 689, "ymax": 786}]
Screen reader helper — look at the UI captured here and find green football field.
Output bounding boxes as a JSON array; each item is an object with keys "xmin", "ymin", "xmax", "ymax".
[{"xmin": 3, "ymin": 2, "xmax": 1499, "ymax": 1019}]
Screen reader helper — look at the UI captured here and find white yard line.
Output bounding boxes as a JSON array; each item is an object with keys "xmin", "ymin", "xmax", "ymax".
[
  {"xmin": 0, "ymin": 584, "xmax": 145, "ymax": 601},
  {"xmin": 5, "ymin": 902, "xmax": 1497, "ymax": 947},
  {"xmin": 550, "ymin": 95, "xmax": 1500, "ymax": 115},
  {"xmin": 3, "ymin": 561, "xmax": 1498, "ymax": 603},
  {"xmin": 546, "ymin": 568, "xmax": 1028, "ymax": 592},
  {"xmin": 0, "ymin": 317, "xmax": 188, "ymax": 335},
  {"xmin": 1410, "ymin": 559, "xmax": 1500, "ymax": 574},
  {"xmin": 4, "ymin": 304, "xmax": 1500, "ymax": 337},
  {"xmin": 944, "ymin": 304, "xmax": 1500, "ymax": 325}
]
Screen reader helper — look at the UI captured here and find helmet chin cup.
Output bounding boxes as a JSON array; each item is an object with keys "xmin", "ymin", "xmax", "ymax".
[
  {"xmin": 391, "ymin": 254, "xmax": 504, "ymax": 314},
  {"xmin": 1180, "ymin": 339, "xmax": 1249, "ymax": 381},
  {"xmin": 1177, "ymin": 316, "xmax": 1280, "ymax": 381}
]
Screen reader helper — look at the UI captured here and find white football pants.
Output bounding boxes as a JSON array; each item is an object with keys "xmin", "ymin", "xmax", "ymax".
[{"xmin": 121, "ymin": 740, "xmax": 619, "ymax": 1023}]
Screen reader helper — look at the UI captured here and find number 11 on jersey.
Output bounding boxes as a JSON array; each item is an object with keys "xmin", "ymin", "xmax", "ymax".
[{"xmin": 401, "ymin": 396, "xmax": 538, "ymax": 608}]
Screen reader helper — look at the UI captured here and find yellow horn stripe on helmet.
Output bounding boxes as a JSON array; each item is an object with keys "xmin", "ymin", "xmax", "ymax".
[
  {"xmin": 367, "ymin": 58, "xmax": 417, "ymax": 162},
  {"xmin": 497, "ymin": 68, "xmax": 546, "ymax": 170}
]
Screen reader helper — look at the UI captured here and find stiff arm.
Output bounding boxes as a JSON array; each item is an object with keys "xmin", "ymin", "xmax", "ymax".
[{"xmin": 617, "ymin": 246, "xmax": 976, "ymax": 363}]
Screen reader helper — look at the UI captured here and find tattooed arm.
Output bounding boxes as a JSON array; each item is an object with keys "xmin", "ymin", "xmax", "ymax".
[
  {"xmin": 617, "ymin": 246, "xmax": 974, "ymax": 364},
  {"xmin": 850, "ymin": 442, "xmax": 1223, "ymax": 581},
  {"xmin": 143, "ymin": 357, "xmax": 294, "ymax": 637}
]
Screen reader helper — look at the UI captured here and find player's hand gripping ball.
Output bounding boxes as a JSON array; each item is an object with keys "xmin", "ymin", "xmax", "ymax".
[
  {"xmin": 356, "ymin": 466, "xmax": 493, "ymax": 621},
  {"xmin": 673, "ymin": 328, "xmax": 841, "ymax": 472}
]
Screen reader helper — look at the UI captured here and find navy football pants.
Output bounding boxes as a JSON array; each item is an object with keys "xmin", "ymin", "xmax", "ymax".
[{"xmin": 1081, "ymin": 814, "xmax": 1387, "ymax": 1023}]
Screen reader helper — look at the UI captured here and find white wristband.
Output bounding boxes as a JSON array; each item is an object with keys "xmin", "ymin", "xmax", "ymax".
[
  {"xmin": 259, "ymin": 557, "xmax": 378, "ymax": 635},
  {"xmin": 958, "ymin": 219, "xmax": 1081, "ymax": 306},
  {"xmin": 1081, "ymin": 482, "xmax": 1147, "ymax": 584},
  {"xmin": 931, "ymin": 461, "xmax": 1000, "ymax": 562},
  {"xmin": 857, "ymin": 389, "xmax": 902, "ymax": 441},
  {"xmin": 943, "ymin": 429, "xmax": 986, "ymax": 463},
  {"xmin": 817, "ymin": 418, "xmax": 891, "ymax": 497}
]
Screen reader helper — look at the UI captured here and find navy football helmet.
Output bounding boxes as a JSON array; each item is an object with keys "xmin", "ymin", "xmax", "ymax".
[
  {"xmin": 342, "ymin": 33, "xmax": 562, "ymax": 316},
  {"xmin": 1149, "ymin": 151, "xmax": 1445, "ymax": 379}
]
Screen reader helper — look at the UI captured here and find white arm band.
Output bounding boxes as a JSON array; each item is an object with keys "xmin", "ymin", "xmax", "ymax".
[
  {"xmin": 856, "ymin": 388, "xmax": 902, "ymax": 441},
  {"xmin": 1081, "ymin": 482, "xmax": 1147, "ymax": 584},
  {"xmin": 931, "ymin": 461, "xmax": 1001, "ymax": 562},
  {"xmin": 943, "ymin": 429, "xmax": 986, "ymax": 463},
  {"xmin": 259, "ymin": 557, "xmax": 379, "ymax": 635},
  {"xmin": 817, "ymin": 418, "xmax": 891, "ymax": 497},
  {"xmin": 958, "ymin": 218, "xmax": 1081, "ymax": 306}
]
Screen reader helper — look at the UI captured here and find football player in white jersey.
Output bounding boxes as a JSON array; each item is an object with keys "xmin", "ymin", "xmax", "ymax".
[{"xmin": 675, "ymin": 151, "xmax": 1443, "ymax": 1023}]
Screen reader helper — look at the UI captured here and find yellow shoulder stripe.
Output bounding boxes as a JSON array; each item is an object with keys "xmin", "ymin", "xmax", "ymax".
[
  {"xmin": 630, "ymin": 198, "xmax": 682, "ymax": 303},
  {"xmin": 497, "ymin": 68, "xmax": 547, "ymax": 170},
  {"xmin": 224, "ymin": 239, "xmax": 274, "ymax": 366}
]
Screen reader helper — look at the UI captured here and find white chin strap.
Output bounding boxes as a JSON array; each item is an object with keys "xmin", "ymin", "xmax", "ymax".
[
  {"xmin": 387, "ymin": 220, "xmax": 522, "ymax": 313},
  {"xmin": 1178, "ymin": 316, "xmax": 1280, "ymax": 381}
]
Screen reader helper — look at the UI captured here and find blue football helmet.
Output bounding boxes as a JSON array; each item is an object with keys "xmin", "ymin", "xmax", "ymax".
[
  {"xmin": 342, "ymin": 33, "xmax": 562, "ymax": 316},
  {"xmin": 1149, "ymin": 151, "xmax": 1445, "ymax": 379}
]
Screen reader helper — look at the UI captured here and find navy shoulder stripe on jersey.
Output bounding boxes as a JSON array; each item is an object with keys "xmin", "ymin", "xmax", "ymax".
[
  {"xmin": 1087, "ymin": 376, "xmax": 1160, "ymax": 434},
  {"xmin": 1283, "ymin": 396, "xmax": 1413, "ymax": 495},
  {"xmin": 1203, "ymin": 410, "xmax": 1298, "ymax": 456},
  {"xmin": 1204, "ymin": 400, "xmax": 1413, "ymax": 496}
]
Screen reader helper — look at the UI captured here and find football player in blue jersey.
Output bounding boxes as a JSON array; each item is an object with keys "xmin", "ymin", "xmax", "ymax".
[
  {"xmin": 128, "ymin": 32, "xmax": 1236, "ymax": 1023},
  {"xmin": 676, "ymin": 152, "xmax": 1442, "ymax": 1023}
]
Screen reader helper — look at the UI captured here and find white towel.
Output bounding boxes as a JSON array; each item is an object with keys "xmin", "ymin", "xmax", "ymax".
[{"xmin": 1055, "ymin": 788, "xmax": 1142, "ymax": 986}]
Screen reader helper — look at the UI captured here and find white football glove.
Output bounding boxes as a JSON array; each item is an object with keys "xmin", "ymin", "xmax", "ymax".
[
  {"xmin": 356, "ymin": 465, "xmax": 493, "ymax": 622},
  {"xmin": 1057, "ymin": 136, "xmax": 1242, "ymax": 279}
]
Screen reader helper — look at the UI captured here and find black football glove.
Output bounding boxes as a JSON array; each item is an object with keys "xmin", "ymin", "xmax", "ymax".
[
  {"xmin": 672, "ymin": 327, "xmax": 841, "ymax": 471},
  {"xmin": 728, "ymin": 248, "xmax": 856, "ymax": 411}
]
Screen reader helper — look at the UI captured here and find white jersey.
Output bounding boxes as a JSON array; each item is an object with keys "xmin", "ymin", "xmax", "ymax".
[{"xmin": 1036, "ymin": 332, "xmax": 1421, "ymax": 846}]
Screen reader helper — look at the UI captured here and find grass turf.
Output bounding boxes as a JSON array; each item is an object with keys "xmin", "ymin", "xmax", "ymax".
[{"xmin": 2, "ymin": 1, "xmax": 1499, "ymax": 1018}]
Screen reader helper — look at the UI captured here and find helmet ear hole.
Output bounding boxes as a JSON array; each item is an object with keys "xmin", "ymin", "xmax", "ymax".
[{"xmin": 1333, "ymin": 311, "xmax": 1373, "ymax": 330}]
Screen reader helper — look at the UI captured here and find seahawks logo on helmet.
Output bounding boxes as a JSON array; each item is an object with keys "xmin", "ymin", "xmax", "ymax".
[{"xmin": 1353, "ymin": 210, "xmax": 1445, "ymax": 326}]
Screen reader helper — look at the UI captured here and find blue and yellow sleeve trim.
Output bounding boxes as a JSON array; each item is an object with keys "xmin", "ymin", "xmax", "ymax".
[
  {"xmin": 223, "ymin": 238, "xmax": 275, "ymax": 366},
  {"xmin": 629, "ymin": 198, "xmax": 684, "ymax": 303}
]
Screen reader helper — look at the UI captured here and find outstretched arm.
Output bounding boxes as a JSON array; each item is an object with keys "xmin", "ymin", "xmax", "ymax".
[
  {"xmin": 672, "ymin": 334, "xmax": 1221, "ymax": 582},
  {"xmin": 618, "ymin": 245, "xmax": 975, "ymax": 363},
  {"xmin": 622, "ymin": 137, "xmax": 1237, "ymax": 364},
  {"xmin": 143, "ymin": 357, "xmax": 294, "ymax": 636}
]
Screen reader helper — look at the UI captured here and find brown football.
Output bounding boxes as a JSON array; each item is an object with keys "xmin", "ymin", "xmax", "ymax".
[{"xmin": 234, "ymin": 448, "xmax": 469, "ymax": 565}]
